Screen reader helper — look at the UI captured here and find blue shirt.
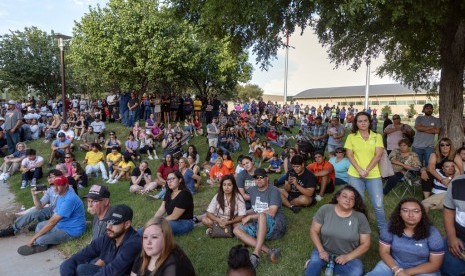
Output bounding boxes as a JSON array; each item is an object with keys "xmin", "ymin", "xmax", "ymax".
[
  {"xmin": 52, "ymin": 138, "xmax": 71, "ymax": 153},
  {"xmin": 55, "ymin": 189, "xmax": 86, "ymax": 237},
  {"xmin": 380, "ymin": 226, "xmax": 444, "ymax": 269},
  {"xmin": 329, "ymin": 157, "xmax": 350, "ymax": 183},
  {"xmin": 269, "ymin": 159, "xmax": 282, "ymax": 169}
]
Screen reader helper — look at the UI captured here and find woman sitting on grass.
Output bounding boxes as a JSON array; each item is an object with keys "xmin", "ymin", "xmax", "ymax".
[
  {"xmin": 109, "ymin": 154, "xmax": 135, "ymax": 184},
  {"xmin": 304, "ymin": 185, "xmax": 371, "ymax": 276},
  {"xmin": 139, "ymin": 133, "xmax": 158, "ymax": 160},
  {"xmin": 178, "ymin": 157, "xmax": 200, "ymax": 194},
  {"xmin": 202, "ymin": 175, "xmax": 246, "ymax": 237},
  {"xmin": 202, "ymin": 146, "xmax": 218, "ymax": 173},
  {"xmin": 131, "ymin": 217, "xmax": 195, "ymax": 276},
  {"xmin": 154, "ymin": 170, "xmax": 194, "ymax": 236},
  {"xmin": 124, "ymin": 132, "xmax": 140, "ymax": 162},
  {"xmin": 208, "ymin": 156, "xmax": 230, "ymax": 187},
  {"xmin": 104, "ymin": 131, "xmax": 122, "ymax": 154},
  {"xmin": 71, "ymin": 161, "xmax": 88, "ymax": 189},
  {"xmin": 187, "ymin": 154, "xmax": 202, "ymax": 191},
  {"xmin": 366, "ymin": 198, "xmax": 444, "ymax": 276}
]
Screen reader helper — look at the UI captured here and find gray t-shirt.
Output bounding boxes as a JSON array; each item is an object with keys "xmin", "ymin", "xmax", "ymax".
[
  {"xmin": 4, "ymin": 109, "xmax": 22, "ymax": 131},
  {"xmin": 413, "ymin": 115, "xmax": 440, "ymax": 148},
  {"xmin": 314, "ymin": 204, "xmax": 371, "ymax": 256},
  {"xmin": 236, "ymin": 169, "xmax": 256, "ymax": 194},
  {"xmin": 249, "ymin": 185, "xmax": 285, "ymax": 220},
  {"xmin": 40, "ymin": 187, "xmax": 59, "ymax": 209},
  {"xmin": 443, "ymin": 175, "xmax": 465, "ymax": 241},
  {"xmin": 91, "ymin": 215, "xmax": 108, "ymax": 241},
  {"xmin": 207, "ymin": 123, "xmax": 219, "ymax": 139}
]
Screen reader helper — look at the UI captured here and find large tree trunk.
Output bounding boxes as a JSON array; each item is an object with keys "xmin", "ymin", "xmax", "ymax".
[{"xmin": 439, "ymin": 19, "xmax": 465, "ymax": 149}]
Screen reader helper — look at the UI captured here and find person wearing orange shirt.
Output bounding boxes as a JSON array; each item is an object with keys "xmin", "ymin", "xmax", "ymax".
[
  {"xmin": 307, "ymin": 151, "xmax": 335, "ymax": 202},
  {"xmin": 208, "ymin": 157, "xmax": 230, "ymax": 186},
  {"xmin": 222, "ymin": 152, "xmax": 235, "ymax": 174}
]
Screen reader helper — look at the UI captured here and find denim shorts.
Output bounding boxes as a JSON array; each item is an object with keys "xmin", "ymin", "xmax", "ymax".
[{"xmin": 241, "ymin": 214, "xmax": 281, "ymax": 240}]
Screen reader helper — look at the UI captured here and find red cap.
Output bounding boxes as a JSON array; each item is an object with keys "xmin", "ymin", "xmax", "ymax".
[{"xmin": 53, "ymin": 175, "xmax": 68, "ymax": 186}]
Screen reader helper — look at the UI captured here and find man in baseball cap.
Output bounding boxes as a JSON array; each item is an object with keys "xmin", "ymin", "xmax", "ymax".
[
  {"xmin": 60, "ymin": 204, "xmax": 141, "ymax": 275},
  {"xmin": 83, "ymin": 185, "xmax": 111, "ymax": 240}
]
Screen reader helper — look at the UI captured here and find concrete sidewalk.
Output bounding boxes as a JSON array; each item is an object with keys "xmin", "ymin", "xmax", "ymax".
[{"xmin": 0, "ymin": 181, "xmax": 64, "ymax": 275}]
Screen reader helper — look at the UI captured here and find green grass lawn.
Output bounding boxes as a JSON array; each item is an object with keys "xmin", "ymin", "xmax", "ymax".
[{"xmin": 8, "ymin": 120, "xmax": 443, "ymax": 275}]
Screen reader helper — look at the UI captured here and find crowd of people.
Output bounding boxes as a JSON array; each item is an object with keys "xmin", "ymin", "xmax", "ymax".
[{"xmin": 1, "ymin": 94, "xmax": 464, "ymax": 275}]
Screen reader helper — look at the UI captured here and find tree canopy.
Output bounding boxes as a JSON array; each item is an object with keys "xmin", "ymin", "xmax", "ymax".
[
  {"xmin": 0, "ymin": 27, "xmax": 61, "ymax": 100},
  {"xmin": 171, "ymin": 0, "xmax": 465, "ymax": 147},
  {"xmin": 69, "ymin": 0, "xmax": 252, "ymax": 98},
  {"xmin": 236, "ymin": 83, "xmax": 264, "ymax": 102}
]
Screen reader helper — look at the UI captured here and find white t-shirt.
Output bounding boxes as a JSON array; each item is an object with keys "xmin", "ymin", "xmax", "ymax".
[
  {"xmin": 57, "ymin": 129, "xmax": 75, "ymax": 140},
  {"xmin": 21, "ymin": 156, "xmax": 44, "ymax": 169}
]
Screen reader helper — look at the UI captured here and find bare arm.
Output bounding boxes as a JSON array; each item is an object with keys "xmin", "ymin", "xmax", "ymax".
[
  {"xmin": 154, "ymin": 201, "xmax": 166, "ymax": 218},
  {"xmin": 165, "ymin": 207, "xmax": 185, "ymax": 221},
  {"xmin": 238, "ymin": 187, "xmax": 250, "ymax": 201},
  {"xmin": 404, "ymin": 254, "xmax": 444, "ymax": 275}
]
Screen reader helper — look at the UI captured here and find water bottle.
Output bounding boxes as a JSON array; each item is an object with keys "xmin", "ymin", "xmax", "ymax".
[{"xmin": 324, "ymin": 255, "xmax": 335, "ymax": 276}]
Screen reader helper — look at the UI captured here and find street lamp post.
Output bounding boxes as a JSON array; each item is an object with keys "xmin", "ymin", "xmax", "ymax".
[{"xmin": 54, "ymin": 33, "xmax": 72, "ymax": 123}]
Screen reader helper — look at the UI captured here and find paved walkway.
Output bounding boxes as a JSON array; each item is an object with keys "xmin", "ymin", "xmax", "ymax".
[{"xmin": 0, "ymin": 181, "xmax": 64, "ymax": 275}]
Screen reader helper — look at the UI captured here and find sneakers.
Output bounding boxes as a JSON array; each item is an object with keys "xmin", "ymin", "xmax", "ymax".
[
  {"xmin": 0, "ymin": 173, "xmax": 5, "ymax": 181},
  {"xmin": 315, "ymin": 195, "xmax": 323, "ymax": 202},
  {"xmin": 21, "ymin": 181, "xmax": 28, "ymax": 189},
  {"xmin": 31, "ymin": 178, "xmax": 37, "ymax": 187},
  {"xmin": 268, "ymin": 248, "xmax": 282, "ymax": 263},
  {"xmin": 148, "ymin": 156, "xmax": 154, "ymax": 160},
  {"xmin": 250, "ymin": 253, "xmax": 260, "ymax": 269},
  {"xmin": 106, "ymin": 178, "xmax": 113, "ymax": 183},
  {"xmin": 3, "ymin": 173, "xmax": 10, "ymax": 181},
  {"xmin": 205, "ymin": 228, "xmax": 212, "ymax": 237},
  {"xmin": 290, "ymin": 205, "xmax": 301, "ymax": 214},
  {"xmin": 17, "ymin": 245, "xmax": 48, "ymax": 256},
  {"xmin": 0, "ymin": 225, "xmax": 15, "ymax": 237},
  {"xmin": 109, "ymin": 178, "xmax": 118, "ymax": 184}
]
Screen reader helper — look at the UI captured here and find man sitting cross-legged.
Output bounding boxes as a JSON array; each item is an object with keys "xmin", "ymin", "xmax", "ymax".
[
  {"xmin": 233, "ymin": 168, "xmax": 286, "ymax": 269},
  {"xmin": 84, "ymin": 143, "xmax": 108, "ymax": 181}
]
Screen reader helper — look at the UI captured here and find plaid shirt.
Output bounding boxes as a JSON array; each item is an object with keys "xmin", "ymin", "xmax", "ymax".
[{"xmin": 310, "ymin": 124, "xmax": 327, "ymax": 149}]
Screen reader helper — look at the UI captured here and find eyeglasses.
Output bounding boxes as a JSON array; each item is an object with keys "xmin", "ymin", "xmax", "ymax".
[
  {"xmin": 440, "ymin": 143, "xmax": 450, "ymax": 147},
  {"xmin": 401, "ymin": 208, "xmax": 421, "ymax": 214},
  {"xmin": 166, "ymin": 177, "xmax": 177, "ymax": 182}
]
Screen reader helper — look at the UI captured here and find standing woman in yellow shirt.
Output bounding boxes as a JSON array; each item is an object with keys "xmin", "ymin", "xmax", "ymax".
[
  {"xmin": 344, "ymin": 111, "xmax": 386, "ymax": 231},
  {"xmin": 193, "ymin": 96, "xmax": 202, "ymax": 120}
]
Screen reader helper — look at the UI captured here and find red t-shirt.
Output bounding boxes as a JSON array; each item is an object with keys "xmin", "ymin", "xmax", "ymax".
[
  {"xmin": 307, "ymin": 161, "xmax": 335, "ymax": 184},
  {"xmin": 157, "ymin": 163, "xmax": 179, "ymax": 180},
  {"xmin": 266, "ymin": 131, "xmax": 277, "ymax": 141}
]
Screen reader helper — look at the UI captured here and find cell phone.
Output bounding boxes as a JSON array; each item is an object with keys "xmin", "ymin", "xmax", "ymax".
[
  {"xmin": 289, "ymin": 170, "xmax": 297, "ymax": 178},
  {"xmin": 35, "ymin": 185, "xmax": 48, "ymax": 191}
]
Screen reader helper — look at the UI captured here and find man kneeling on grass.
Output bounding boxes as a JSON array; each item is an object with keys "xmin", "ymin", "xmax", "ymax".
[
  {"xmin": 17, "ymin": 175, "xmax": 86, "ymax": 256},
  {"xmin": 233, "ymin": 168, "xmax": 286, "ymax": 269}
]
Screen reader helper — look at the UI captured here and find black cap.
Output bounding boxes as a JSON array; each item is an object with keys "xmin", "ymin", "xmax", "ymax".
[
  {"xmin": 253, "ymin": 168, "xmax": 268, "ymax": 178},
  {"xmin": 103, "ymin": 204, "xmax": 133, "ymax": 225},
  {"xmin": 83, "ymin": 185, "xmax": 110, "ymax": 200},
  {"xmin": 58, "ymin": 132, "xmax": 65, "ymax": 137}
]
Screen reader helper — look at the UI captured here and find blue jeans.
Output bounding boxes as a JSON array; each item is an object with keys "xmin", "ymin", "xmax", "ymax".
[
  {"xmin": 367, "ymin": 260, "xmax": 440, "ymax": 276},
  {"xmin": 412, "ymin": 146, "xmax": 434, "ymax": 167},
  {"xmin": 348, "ymin": 176, "xmax": 387, "ymax": 231},
  {"xmin": 76, "ymin": 263, "xmax": 101, "ymax": 276},
  {"xmin": 34, "ymin": 220, "xmax": 72, "ymax": 246},
  {"xmin": 128, "ymin": 110, "xmax": 136, "ymax": 127},
  {"xmin": 5, "ymin": 130, "xmax": 19, "ymax": 155},
  {"xmin": 14, "ymin": 206, "xmax": 53, "ymax": 232},
  {"xmin": 168, "ymin": 219, "xmax": 193, "ymax": 236},
  {"xmin": 304, "ymin": 249, "xmax": 363, "ymax": 276},
  {"xmin": 122, "ymin": 109, "xmax": 129, "ymax": 126},
  {"xmin": 276, "ymin": 173, "xmax": 287, "ymax": 186},
  {"xmin": 441, "ymin": 237, "xmax": 465, "ymax": 275}
]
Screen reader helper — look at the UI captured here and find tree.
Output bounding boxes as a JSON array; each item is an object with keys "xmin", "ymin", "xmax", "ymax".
[
  {"xmin": 0, "ymin": 27, "xmax": 61, "ymax": 99},
  {"xmin": 171, "ymin": 0, "xmax": 465, "ymax": 148},
  {"xmin": 236, "ymin": 83, "xmax": 264, "ymax": 102}
]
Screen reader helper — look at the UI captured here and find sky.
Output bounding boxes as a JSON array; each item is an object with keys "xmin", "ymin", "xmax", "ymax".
[{"xmin": 0, "ymin": 0, "xmax": 396, "ymax": 96}]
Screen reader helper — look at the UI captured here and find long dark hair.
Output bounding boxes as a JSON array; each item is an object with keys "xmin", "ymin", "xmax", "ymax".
[
  {"xmin": 351, "ymin": 111, "xmax": 372, "ymax": 134},
  {"xmin": 330, "ymin": 185, "xmax": 367, "ymax": 217},
  {"xmin": 388, "ymin": 198, "xmax": 431, "ymax": 240},
  {"xmin": 216, "ymin": 175, "xmax": 244, "ymax": 219},
  {"xmin": 167, "ymin": 170, "xmax": 187, "ymax": 192},
  {"xmin": 205, "ymin": 146, "xmax": 216, "ymax": 161}
]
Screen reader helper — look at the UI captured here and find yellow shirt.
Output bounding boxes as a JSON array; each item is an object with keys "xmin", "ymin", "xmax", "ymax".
[
  {"xmin": 344, "ymin": 131, "xmax": 383, "ymax": 179},
  {"xmin": 120, "ymin": 161, "xmax": 135, "ymax": 171},
  {"xmin": 106, "ymin": 152, "xmax": 122, "ymax": 165},
  {"xmin": 85, "ymin": 151, "xmax": 105, "ymax": 165},
  {"xmin": 194, "ymin": 100, "xmax": 202, "ymax": 111}
]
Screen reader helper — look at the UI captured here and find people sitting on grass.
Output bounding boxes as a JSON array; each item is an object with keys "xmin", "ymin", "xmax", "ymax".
[
  {"xmin": 131, "ymin": 217, "xmax": 196, "ymax": 275},
  {"xmin": 90, "ymin": 113, "xmax": 106, "ymax": 143},
  {"xmin": 17, "ymin": 175, "xmax": 86, "ymax": 256},
  {"xmin": 79, "ymin": 126, "xmax": 98, "ymax": 152},
  {"xmin": 154, "ymin": 171, "xmax": 194, "ymax": 236},
  {"xmin": 208, "ymin": 156, "xmax": 230, "ymax": 187},
  {"xmin": 152, "ymin": 154, "xmax": 179, "ymax": 199},
  {"xmin": 124, "ymin": 132, "xmax": 140, "ymax": 163},
  {"xmin": 178, "ymin": 157, "xmax": 200, "ymax": 194},
  {"xmin": 56, "ymin": 122, "xmax": 75, "ymax": 149},
  {"xmin": 227, "ymin": 244, "xmax": 256, "ymax": 276},
  {"xmin": 329, "ymin": 147, "xmax": 350, "ymax": 186},
  {"xmin": 306, "ymin": 151, "xmax": 336, "ymax": 202},
  {"xmin": 110, "ymin": 153, "xmax": 136, "ymax": 184},
  {"xmin": 265, "ymin": 153, "xmax": 282, "ymax": 174},
  {"xmin": 60, "ymin": 204, "xmax": 140, "ymax": 275},
  {"xmin": 202, "ymin": 175, "xmax": 246, "ymax": 237},
  {"xmin": 106, "ymin": 146, "xmax": 122, "ymax": 177},
  {"xmin": 233, "ymin": 168, "xmax": 285, "ymax": 269},
  {"xmin": 139, "ymin": 133, "xmax": 158, "ymax": 160},
  {"xmin": 71, "ymin": 161, "xmax": 88, "ymax": 189},
  {"xmin": 366, "ymin": 198, "xmax": 444, "ymax": 276},
  {"xmin": 55, "ymin": 163, "xmax": 77, "ymax": 193},
  {"xmin": 0, "ymin": 170, "xmax": 61, "ymax": 238},
  {"xmin": 0, "ymin": 142, "xmax": 26, "ymax": 182},
  {"xmin": 421, "ymin": 160, "xmax": 458, "ymax": 213},
  {"xmin": 279, "ymin": 155, "xmax": 317, "ymax": 213},
  {"xmin": 104, "ymin": 131, "xmax": 122, "ymax": 154},
  {"xmin": 48, "ymin": 132, "xmax": 71, "ymax": 168},
  {"xmin": 84, "ymin": 143, "xmax": 108, "ymax": 181},
  {"xmin": 304, "ymin": 185, "xmax": 371, "ymax": 276},
  {"xmin": 43, "ymin": 114, "xmax": 62, "ymax": 143},
  {"xmin": 20, "ymin": 148, "xmax": 44, "ymax": 189}
]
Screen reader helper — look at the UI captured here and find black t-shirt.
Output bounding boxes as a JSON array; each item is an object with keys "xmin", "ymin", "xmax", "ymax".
[
  {"xmin": 131, "ymin": 247, "xmax": 196, "ymax": 276},
  {"xmin": 128, "ymin": 98, "xmax": 138, "ymax": 110},
  {"xmin": 286, "ymin": 168, "xmax": 317, "ymax": 198},
  {"xmin": 163, "ymin": 190, "xmax": 194, "ymax": 220},
  {"xmin": 130, "ymin": 167, "xmax": 152, "ymax": 187}
]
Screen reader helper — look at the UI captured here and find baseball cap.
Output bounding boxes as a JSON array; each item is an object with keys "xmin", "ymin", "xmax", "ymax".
[
  {"xmin": 0, "ymin": 117, "xmax": 5, "ymax": 121},
  {"xmin": 58, "ymin": 132, "xmax": 65, "ymax": 137},
  {"xmin": 83, "ymin": 185, "xmax": 110, "ymax": 200},
  {"xmin": 7, "ymin": 100, "xmax": 16, "ymax": 105},
  {"xmin": 103, "ymin": 204, "xmax": 133, "ymax": 225},
  {"xmin": 253, "ymin": 168, "xmax": 268, "ymax": 178},
  {"xmin": 53, "ymin": 175, "xmax": 68, "ymax": 186}
]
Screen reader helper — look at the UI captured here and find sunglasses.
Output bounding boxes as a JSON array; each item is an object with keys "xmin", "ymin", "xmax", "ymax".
[
  {"xmin": 440, "ymin": 143, "xmax": 450, "ymax": 147},
  {"xmin": 254, "ymin": 176, "xmax": 266, "ymax": 180},
  {"xmin": 65, "ymin": 156, "xmax": 71, "ymax": 159}
]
